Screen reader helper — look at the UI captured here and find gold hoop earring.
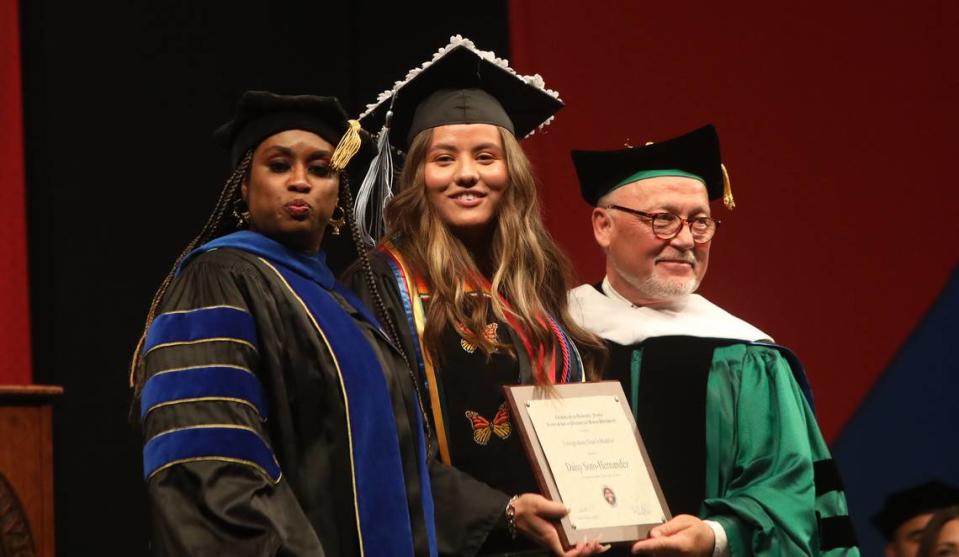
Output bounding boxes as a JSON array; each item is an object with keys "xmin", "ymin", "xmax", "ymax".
[
  {"xmin": 328, "ymin": 206, "xmax": 346, "ymax": 236},
  {"xmin": 232, "ymin": 198, "xmax": 251, "ymax": 228}
]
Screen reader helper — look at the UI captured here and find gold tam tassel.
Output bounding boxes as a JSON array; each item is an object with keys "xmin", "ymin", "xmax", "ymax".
[
  {"xmin": 721, "ymin": 163, "xmax": 735, "ymax": 210},
  {"xmin": 330, "ymin": 119, "xmax": 362, "ymax": 172}
]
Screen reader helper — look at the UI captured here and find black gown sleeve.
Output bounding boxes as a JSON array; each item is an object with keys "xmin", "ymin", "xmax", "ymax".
[
  {"xmin": 341, "ymin": 255, "xmax": 510, "ymax": 557},
  {"xmin": 139, "ymin": 254, "xmax": 324, "ymax": 557},
  {"xmin": 341, "ymin": 255, "xmax": 421, "ymax": 374},
  {"xmin": 427, "ymin": 459, "xmax": 510, "ymax": 556}
]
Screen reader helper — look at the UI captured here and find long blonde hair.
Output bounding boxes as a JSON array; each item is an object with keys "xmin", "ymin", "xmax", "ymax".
[{"xmin": 384, "ymin": 126, "xmax": 605, "ymax": 382}]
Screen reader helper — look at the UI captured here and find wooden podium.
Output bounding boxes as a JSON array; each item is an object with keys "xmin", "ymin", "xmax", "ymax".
[{"xmin": 0, "ymin": 385, "xmax": 62, "ymax": 557}]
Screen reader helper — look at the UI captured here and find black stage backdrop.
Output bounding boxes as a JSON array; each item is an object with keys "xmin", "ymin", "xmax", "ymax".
[{"xmin": 19, "ymin": 3, "xmax": 508, "ymax": 554}]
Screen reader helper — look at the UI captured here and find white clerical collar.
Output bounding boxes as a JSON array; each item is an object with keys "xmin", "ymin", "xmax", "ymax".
[{"xmin": 568, "ymin": 278, "xmax": 773, "ymax": 346}]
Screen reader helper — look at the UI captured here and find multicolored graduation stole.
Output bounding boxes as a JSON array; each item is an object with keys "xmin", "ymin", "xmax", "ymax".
[{"xmin": 378, "ymin": 241, "xmax": 584, "ymax": 465}]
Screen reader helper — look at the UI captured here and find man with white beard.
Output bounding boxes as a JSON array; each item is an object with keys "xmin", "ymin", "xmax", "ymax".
[{"xmin": 568, "ymin": 125, "xmax": 858, "ymax": 557}]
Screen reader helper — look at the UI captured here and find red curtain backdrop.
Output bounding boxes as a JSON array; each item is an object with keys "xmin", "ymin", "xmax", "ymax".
[
  {"xmin": 1, "ymin": 0, "xmax": 32, "ymax": 384},
  {"xmin": 509, "ymin": 2, "xmax": 959, "ymax": 441}
]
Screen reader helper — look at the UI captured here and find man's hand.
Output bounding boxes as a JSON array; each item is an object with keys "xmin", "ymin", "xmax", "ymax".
[
  {"xmin": 511, "ymin": 493, "xmax": 608, "ymax": 556},
  {"xmin": 630, "ymin": 514, "xmax": 715, "ymax": 556}
]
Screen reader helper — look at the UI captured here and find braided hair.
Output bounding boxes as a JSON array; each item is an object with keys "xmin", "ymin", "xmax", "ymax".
[
  {"xmin": 339, "ymin": 173, "xmax": 434, "ymax": 452},
  {"xmin": 129, "ymin": 150, "xmax": 253, "ymax": 395},
  {"xmin": 129, "ymin": 151, "xmax": 428, "ymax": 438},
  {"xmin": 338, "ymin": 175, "xmax": 403, "ymax": 349}
]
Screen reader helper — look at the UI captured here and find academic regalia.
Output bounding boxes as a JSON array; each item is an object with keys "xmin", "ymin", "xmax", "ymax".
[
  {"xmin": 571, "ymin": 124, "xmax": 735, "ymax": 211},
  {"xmin": 141, "ymin": 232, "xmax": 509, "ymax": 557},
  {"xmin": 139, "ymin": 231, "xmax": 443, "ymax": 556},
  {"xmin": 346, "ymin": 36, "xmax": 576, "ymax": 556},
  {"xmin": 568, "ymin": 125, "xmax": 858, "ymax": 555},
  {"xmin": 352, "ymin": 34, "xmax": 563, "ymax": 244},
  {"xmin": 569, "ymin": 281, "xmax": 859, "ymax": 556},
  {"xmin": 138, "ymin": 90, "xmax": 517, "ymax": 556},
  {"xmin": 137, "ymin": 90, "xmax": 442, "ymax": 556},
  {"xmin": 344, "ymin": 243, "xmax": 585, "ymax": 556},
  {"xmin": 871, "ymin": 481, "xmax": 959, "ymax": 542}
]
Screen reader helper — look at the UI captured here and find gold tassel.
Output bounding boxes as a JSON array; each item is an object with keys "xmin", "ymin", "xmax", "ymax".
[
  {"xmin": 330, "ymin": 119, "xmax": 362, "ymax": 172},
  {"xmin": 721, "ymin": 163, "xmax": 735, "ymax": 210}
]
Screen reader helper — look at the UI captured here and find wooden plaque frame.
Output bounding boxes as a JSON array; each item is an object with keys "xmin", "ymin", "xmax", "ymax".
[{"xmin": 503, "ymin": 381, "xmax": 671, "ymax": 549}]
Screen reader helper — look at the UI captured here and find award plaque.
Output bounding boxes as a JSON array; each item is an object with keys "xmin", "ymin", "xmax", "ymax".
[{"xmin": 504, "ymin": 381, "xmax": 671, "ymax": 549}]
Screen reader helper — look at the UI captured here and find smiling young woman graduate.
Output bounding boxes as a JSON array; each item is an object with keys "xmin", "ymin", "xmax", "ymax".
[
  {"xmin": 344, "ymin": 37, "xmax": 606, "ymax": 557},
  {"xmin": 130, "ymin": 91, "xmax": 441, "ymax": 556}
]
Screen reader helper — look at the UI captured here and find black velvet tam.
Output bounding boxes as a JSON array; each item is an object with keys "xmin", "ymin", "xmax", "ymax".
[
  {"xmin": 871, "ymin": 480, "xmax": 959, "ymax": 540},
  {"xmin": 571, "ymin": 124, "xmax": 724, "ymax": 206},
  {"xmin": 361, "ymin": 45, "xmax": 564, "ymax": 150},
  {"xmin": 214, "ymin": 91, "xmax": 353, "ymax": 167}
]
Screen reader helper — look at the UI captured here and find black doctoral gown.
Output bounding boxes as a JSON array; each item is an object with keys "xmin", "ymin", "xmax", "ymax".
[{"xmin": 139, "ymin": 235, "xmax": 502, "ymax": 557}]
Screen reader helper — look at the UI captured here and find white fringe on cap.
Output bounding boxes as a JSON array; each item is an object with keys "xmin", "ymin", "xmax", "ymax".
[
  {"xmin": 359, "ymin": 34, "xmax": 563, "ymax": 137},
  {"xmin": 354, "ymin": 35, "xmax": 563, "ymax": 244}
]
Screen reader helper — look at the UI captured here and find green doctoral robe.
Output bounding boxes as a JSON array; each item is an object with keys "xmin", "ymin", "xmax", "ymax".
[{"xmin": 569, "ymin": 281, "xmax": 858, "ymax": 556}]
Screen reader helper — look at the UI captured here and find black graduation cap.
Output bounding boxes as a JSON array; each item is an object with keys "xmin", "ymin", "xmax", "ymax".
[
  {"xmin": 570, "ymin": 124, "xmax": 734, "ymax": 210},
  {"xmin": 352, "ymin": 36, "xmax": 563, "ymax": 244},
  {"xmin": 359, "ymin": 35, "xmax": 564, "ymax": 150},
  {"xmin": 871, "ymin": 481, "xmax": 959, "ymax": 541},
  {"xmin": 214, "ymin": 90, "xmax": 368, "ymax": 172}
]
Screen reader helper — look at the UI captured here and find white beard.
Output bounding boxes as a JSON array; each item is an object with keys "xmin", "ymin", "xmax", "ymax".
[
  {"xmin": 639, "ymin": 275, "xmax": 699, "ymax": 298},
  {"xmin": 613, "ymin": 260, "xmax": 700, "ymax": 301}
]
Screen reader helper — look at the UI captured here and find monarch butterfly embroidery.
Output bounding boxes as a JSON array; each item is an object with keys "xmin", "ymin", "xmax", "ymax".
[
  {"xmin": 460, "ymin": 323, "xmax": 499, "ymax": 354},
  {"xmin": 464, "ymin": 402, "xmax": 512, "ymax": 445}
]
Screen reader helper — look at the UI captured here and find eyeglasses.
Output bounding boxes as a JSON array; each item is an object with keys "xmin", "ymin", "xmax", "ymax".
[{"xmin": 604, "ymin": 204, "xmax": 721, "ymax": 243}]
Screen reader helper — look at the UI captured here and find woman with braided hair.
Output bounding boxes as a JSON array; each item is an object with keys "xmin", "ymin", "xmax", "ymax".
[
  {"xmin": 345, "ymin": 38, "xmax": 607, "ymax": 556},
  {"xmin": 131, "ymin": 91, "xmax": 457, "ymax": 556}
]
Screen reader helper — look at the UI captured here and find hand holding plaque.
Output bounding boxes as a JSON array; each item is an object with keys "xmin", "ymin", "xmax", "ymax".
[{"xmin": 504, "ymin": 381, "xmax": 671, "ymax": 549}]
